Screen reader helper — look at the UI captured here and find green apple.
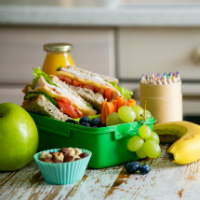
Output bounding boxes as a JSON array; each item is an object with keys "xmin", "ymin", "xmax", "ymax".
[{"xmin": 0, "ymin": 103, "xmax": 39, "ymax": 171}]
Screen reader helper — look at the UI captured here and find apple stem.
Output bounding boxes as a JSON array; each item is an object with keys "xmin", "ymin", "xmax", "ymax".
[{"xmin": 0, "ymin": 115, "xmax": 3, "ymax": 118}]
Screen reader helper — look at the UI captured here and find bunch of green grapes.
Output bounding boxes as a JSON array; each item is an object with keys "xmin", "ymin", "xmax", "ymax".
[
  {"xmin": 106, "ymin": 105, "xmax": 152, "ymax": 126},
  {"xmin": 127, "ymin": 125, "xmax": 161, "ymax": 159}
]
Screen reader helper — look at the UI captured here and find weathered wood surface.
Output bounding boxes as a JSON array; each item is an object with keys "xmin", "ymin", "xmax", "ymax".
[{"xmin": 1, "ymin": 145, "xmax": 200, "ymax": 200}]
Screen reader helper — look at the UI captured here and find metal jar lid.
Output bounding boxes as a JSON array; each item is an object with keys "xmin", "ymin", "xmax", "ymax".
[{"xmin": 43, "ymin": 43, "xmax": 73, "ymax": 53}]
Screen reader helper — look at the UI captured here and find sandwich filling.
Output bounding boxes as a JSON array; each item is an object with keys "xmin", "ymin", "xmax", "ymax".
[{"xmin": 56, "ymin": 67, "xmax": 121, "ymax": 101}]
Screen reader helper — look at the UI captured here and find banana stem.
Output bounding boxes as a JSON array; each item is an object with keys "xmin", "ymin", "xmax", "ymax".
[{"xmin": 167, "ymin": 153, "xmax": 175, "ymax": 162}]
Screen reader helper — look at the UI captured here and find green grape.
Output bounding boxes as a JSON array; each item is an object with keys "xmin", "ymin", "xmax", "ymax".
[
  {"xmin": 118, "ymin": 106, "xmax": 136, "ymax": 123},
  {"xmin": 145, "ymin": 131, "xmax": 160, "ymax": 144},
  {"xmin": 143, "ymin": 140, "xmax": 161, "ymax": 158},
  {"xmin": 131, "ymin": 106, "xmax": 152, "ymax": 121},
  {"xmin": 139, "ymin": 125, "xmax": 151, "ymax": 138},
  {"xmin": 131, "ymin": 105, "xmax": 144, "ymax": 121},
  {"xmin": 106, "ymin": 112, "xmax": 124, "ymax": 126},
  {"xmin": 136, "ymin": 146, "xmax": 147, "ymax": 158},
  {"xmin": 127, "ymin": 136, "xmax": 144, "ymax": 152},
  {"xmin": 145, "ymin": 110, "xmax": 152, "ymax": 119}
]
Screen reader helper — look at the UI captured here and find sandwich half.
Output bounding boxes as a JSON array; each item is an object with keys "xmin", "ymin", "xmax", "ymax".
[
  {"xmin": 22, "ymin": 68, "xmax": 97, "ymax": 120},
  {"xmin": 55, "ymin": 66, "xmax": 121, "ymax": 110},
  {"xmin": 51, "ymin": 76, "xmax": 105, "ymax": 112}
]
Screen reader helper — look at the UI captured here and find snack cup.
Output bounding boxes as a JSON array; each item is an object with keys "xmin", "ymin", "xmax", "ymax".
[{"xmin": 34, "ymin": 148, "xmax": 92, "ymax": 185}]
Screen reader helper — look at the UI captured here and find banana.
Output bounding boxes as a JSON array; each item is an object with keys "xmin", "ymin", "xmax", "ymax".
[{"xmin": 153, "ymin": 121, "xmax": 200, "ymax": 165}]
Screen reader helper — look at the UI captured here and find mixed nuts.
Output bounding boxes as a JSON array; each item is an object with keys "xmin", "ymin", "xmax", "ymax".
[{"xmin": 39, "ymin": 147, "xmax": 88, "ymax": 163}]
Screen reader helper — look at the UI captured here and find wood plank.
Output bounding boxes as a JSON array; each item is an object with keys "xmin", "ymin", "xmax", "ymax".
[
  {"xmin": 1, "ymin": 145, "xmax": 200, "ymax": 200},
  {"xmin": 0, "ymin": 161, "xmax": 123, "ymax": 200},
  {"xmin": 64, "ymin": 165, "xmax": 124, "ymax": 200},
  {"xmin": 104, "ymin": 145, "xmax": 200, "ymax": 200},
  {"xmin": 0, "ymin": 161, "xmax": 75, "ymax": 200}
]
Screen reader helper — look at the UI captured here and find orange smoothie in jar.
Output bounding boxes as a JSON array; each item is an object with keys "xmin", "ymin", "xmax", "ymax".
[{"xmin": 42, "ymin": 43, "xmax": 75, "ymax": 76}]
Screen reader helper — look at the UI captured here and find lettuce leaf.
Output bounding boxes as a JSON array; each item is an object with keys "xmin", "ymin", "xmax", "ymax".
[
  {"xmin": 56, "ymin": 66, "xmax": 62, "ymax": 71},
  {"xmin": 86, "ymin": 103, "xmax": 93, "ymax": 108},
  {"xmin": 30, "ymin": 67, "xmax": 58, "ymax": 88},
  {"xmin": 108, "ymin": 82, "xmax": 133, "ymax": 99}
]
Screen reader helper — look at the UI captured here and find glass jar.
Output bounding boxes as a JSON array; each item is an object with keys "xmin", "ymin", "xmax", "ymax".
[{"xmin": 42, "ymin": 43, "xmax": 75, "ymax": 75}]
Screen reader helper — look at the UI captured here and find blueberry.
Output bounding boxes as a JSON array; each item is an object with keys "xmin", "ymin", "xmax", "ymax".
[
  {"xmin": 139, "ymin": 164, "xmax": 151, "ymax": 175},
  {"xmin": 65, "ymin": 119, "xmax": 79, "ymax": 125},
  {"xmin": 80, "ymin": 122, "xmax": 91, "ymax": 127},
  {"xmin": 80, "ymin": 117, "xmax": 91, "ymax": 124},
  {"xmin": 90, "ymin": 118, "xmax": 101, "ymax": 126},
  {"xmin": 125, "ymin": 161, "xmax": 140, "ymax": 174}
]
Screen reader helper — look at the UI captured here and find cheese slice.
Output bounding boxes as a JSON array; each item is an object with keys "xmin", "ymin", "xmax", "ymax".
[{"xmin": 34, "ymin": 86, "xmax": 65, "ymax": 101}]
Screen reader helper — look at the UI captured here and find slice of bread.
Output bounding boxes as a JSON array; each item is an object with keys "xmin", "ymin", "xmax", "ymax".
[
  {"xmin": 65, "ymin": 65, "xmax": 118, "ymax": 83},
  {"xmin": 22, "ymin": 95, "xmax": 70, "ymax": 121}
]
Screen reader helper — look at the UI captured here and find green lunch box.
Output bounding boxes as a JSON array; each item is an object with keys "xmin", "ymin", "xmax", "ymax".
[{"xmin": 29, "ymin": 112, "xmax": 156, "ymax": 169}]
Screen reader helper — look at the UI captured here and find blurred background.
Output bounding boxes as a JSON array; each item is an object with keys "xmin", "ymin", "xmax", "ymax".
[{"xmin": 1, "ymin": 0, "xmax": 200, "ymax": 118}]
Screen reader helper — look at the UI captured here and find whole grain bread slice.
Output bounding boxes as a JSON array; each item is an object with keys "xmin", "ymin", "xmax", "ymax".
[
  {"xmin": 22, "ymin": 95, "xmax": 70, "ymax": 121},
  {"xmin": 65, "ymin": 65, "xmax": 118, "ymax": 83}
]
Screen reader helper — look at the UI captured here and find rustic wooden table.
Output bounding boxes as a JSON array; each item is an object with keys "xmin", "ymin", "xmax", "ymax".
[{"xmin": 1, "ymin": 145, "xmax": 200, "ymax": 200}]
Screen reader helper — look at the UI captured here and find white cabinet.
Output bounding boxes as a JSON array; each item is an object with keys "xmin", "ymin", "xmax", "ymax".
[
  {"xmin": 0, "ymin": 27, "xmax": 115, "ymax": 105},
  {"xmin": 0, "ymin": 27, "xmax": 115, "ymax": 84},
  {"xmin": 117, "ymin": 27, "xmax": 200, "ymax": 80},
  {"xmin": 0, "ymin": 85, "xmax": 25, "ymax": 106}
]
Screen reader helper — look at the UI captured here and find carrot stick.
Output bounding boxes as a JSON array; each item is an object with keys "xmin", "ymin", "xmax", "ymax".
[
  {"xmin": 116, "ymin": 96, "xmax": 123, "ymax": 100},
  {"xmin": 126, "ymin": 102, "xmax": 132, "ymax": 107},
  {"xmin": 113, "ymin": 100, "xmax": 118, "ymax": 112},
  {"xmin": 118, "ymin": 98, "xmax": 125, "ymax": 110},
  {"xmin": 105, "ymin": 102, "xmax": 116, "ymax": 119},
  {"xmin": 101, "ymin": 102, "xmax": 107, "ymax": 124},
  {"xmin": 128, "ymin": 99, "xmax": 136, "ymax": 106}
]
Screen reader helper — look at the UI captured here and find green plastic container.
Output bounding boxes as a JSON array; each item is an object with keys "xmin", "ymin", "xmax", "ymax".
[{"xmin": 29, "ymin": 112, "xmax": 156, "ymax": 169}]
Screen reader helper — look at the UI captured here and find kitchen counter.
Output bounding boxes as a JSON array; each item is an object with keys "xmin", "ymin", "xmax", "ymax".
[
  {"xmin": 1, "ymin": 1, "xmax": 200, "ymax": 26},
  {"xmin": 1, "ymin": 145, "xmax": 200, "ymax": 200}
]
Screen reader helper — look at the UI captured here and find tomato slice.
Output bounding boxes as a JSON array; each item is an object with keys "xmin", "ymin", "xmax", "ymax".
[
  {"xmin": 60, "ymin": 97, "xmax": 71, "ymax": 105},
  {"xmin": 57, "ymin": 75, "xmax": 72, "ymax": 85},
  {"xmin": 95, "ymin": 87, "xmax": 104, "ymax": 95},
  {"xmin": 82, "ymin": 84, "xmax": 95, "ymax": 92},
  {"xmin": 57, "ymin": 75, "xmax": 66, "ymax": 81},
  {"xmin": 55, "ymin": 98, "xmax": 81, "ymax": 118},
  {"xmin": 64, "ymin": 77, "xmax": 73, "ymax": 85},
  {"xmin": 105, "ymin": 88, "xmax": 112, "ymax": 101},
  {"xmin": 73, "ymin": 80, "xmax": 84, "ymax": 87}
]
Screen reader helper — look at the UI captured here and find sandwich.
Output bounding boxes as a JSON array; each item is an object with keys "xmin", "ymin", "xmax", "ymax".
[
  {"xmin": 22, "ymin": 68, "xmax": 97, "ymax": 121},
  {"xmin": 55, "ymin": 66, "xmax": 121, "ymax": 110}
]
